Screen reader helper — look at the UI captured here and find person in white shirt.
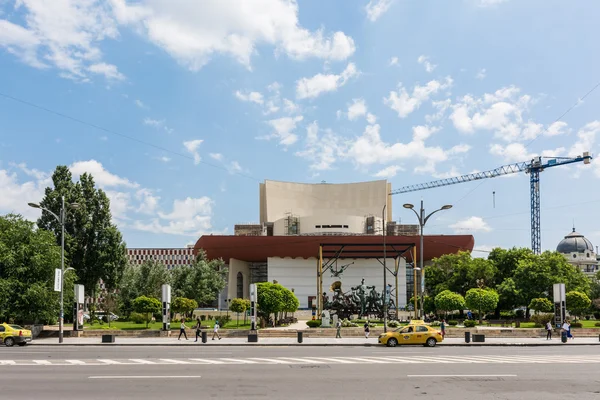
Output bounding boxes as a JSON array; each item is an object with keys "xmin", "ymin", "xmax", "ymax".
[
  {"xmin": 178, "ymin": 318, "xmax": 189, "ymax": 340},
  {"xmin": 545, "ymin": 321, "xmax": 553, "ymax": 340},
  {"xmin": 212, "ymin": 320, "xmax": 222, "ymax": 340}
]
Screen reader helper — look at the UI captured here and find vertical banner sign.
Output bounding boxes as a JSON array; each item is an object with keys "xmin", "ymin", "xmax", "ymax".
[
  {"xmin": 73, "ymin": 284, "xmax": 84, "ymax": 331},
  {"xmin": 249, "ymin": 283, "xmax": 257, "ymax": 331},
  {"xmin": 553, "ymin": 283, "xmax": 566, "ymax": 328},
  {"xmin": 54, "ymin": 269, "xmax": 62, "ymax": 292},
  {"xmin": 162, "ymin": 284, "xmax": 171, "ymax": 331}
]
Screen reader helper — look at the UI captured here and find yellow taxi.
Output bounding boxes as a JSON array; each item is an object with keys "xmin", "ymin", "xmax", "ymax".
[
  {"xmin": 1, "ymin": 323, "xmax": 33, "ymax": 347},
  {"xmin": 378, "ymin": 320, "xmax": 443, "ymax": 347}
]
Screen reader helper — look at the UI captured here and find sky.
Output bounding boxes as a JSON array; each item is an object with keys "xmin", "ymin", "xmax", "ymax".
[{"xmin": 1, "ymin": 0, "xmax": 600, "ymax": 256}]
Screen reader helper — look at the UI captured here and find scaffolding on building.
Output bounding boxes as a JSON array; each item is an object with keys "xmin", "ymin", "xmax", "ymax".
[{"xmin": 284, "ymin": 212, "xmax": 300, "ymax": 235}]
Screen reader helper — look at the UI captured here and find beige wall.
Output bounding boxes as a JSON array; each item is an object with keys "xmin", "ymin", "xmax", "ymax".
[
  {"xmin": 260, "ymin": 179, "xmax": 392, "ymax": 224},
  {"xmin": 227, "ymin": 258, "xmax": 250, "ymax": 300}
]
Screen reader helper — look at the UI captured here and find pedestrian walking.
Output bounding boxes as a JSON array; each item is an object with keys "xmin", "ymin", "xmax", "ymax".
[
  {"xmin": 566, "ymin": 320, "xmax": 574, "ymax": 340},
  {"xmin": 178, "ymin": 318, "xmax": 188, "ymax": 340},
  {"xmin": 545, "ymin": 321, "xmax": 552, "ymax": 340},
  {"xmin": 364, "ymin": 321, "xmax": 370, "ymax": 338},
  {"xmin": 335, "ymin": 319, "xmax": 342, "ymax": 338},
  {"xmin": 441, "ymin": 319, "xmax": 446, "ymax": 338},
  {"xmin": 194, "ymin": 317, "xmax": 202, "ymax": 342},
  {"xmin": 212, "ymin": 320, "xmax": 222, "ymax": 340}
]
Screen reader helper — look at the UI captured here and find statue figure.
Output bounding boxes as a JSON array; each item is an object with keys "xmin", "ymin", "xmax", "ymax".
[
  {"xmin": 351, "ymin": 278, "xmax": 367, "ymax": 317},
  {"xmin": 366, "ymin": 285, "xmax": 381, "ymax": 314}
]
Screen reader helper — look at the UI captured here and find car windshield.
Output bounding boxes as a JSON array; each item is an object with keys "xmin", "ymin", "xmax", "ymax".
[{"xmin": 10, "ymin": 325, "xmax": 23, "ymax": 330}]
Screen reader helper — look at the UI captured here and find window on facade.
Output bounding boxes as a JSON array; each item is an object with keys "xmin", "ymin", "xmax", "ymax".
[
  {"xmin": 315, "ymin": 225, "xmax": 321, "ymax": 228},
  {"xmin": 237, "ymin": 272, "xmax": 244, "ymax": 299}
]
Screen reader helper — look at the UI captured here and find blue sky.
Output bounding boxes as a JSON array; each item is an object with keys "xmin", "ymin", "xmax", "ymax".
[{"xmin": 1, "ymin": 0, "xmax": 600, "ymax": 255}]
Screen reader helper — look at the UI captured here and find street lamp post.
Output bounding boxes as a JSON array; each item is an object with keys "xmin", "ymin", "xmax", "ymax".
[
  {"xmin": 403, "ymin": 200, "xmax": 452, "ymax": 320},
  {"xmin": 29, "ymin": 197, "xmax": 79, "ymax": 344},
  {"xmin": 413, "ymin": 267, "xmax": 421, "ymax": 319},
  {"xmin": 382, "ymin": 204, "xmax": 387, "ymax": 333}
]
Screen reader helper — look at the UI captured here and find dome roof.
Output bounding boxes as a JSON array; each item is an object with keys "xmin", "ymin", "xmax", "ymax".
[{"xmin": 556, "ymin": 229, "xmax": 595, "ymax": 254}]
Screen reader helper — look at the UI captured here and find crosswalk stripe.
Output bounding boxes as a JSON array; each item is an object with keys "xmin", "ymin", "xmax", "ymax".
[
  {"xmin": 247, "ymin": 358, "xmax": 293, "ymax": 364},
  {"xmin": 346, "ymin": 357, "xmax": 392, "ymax": 364},
  {"xmin": 159, "ymin": 359, "xmax": 190, "ymax": 364},
  {"xmin": 0, "ymin": 360, "xmax": 15, "ymax": 365},
  {"xmin": 218, "ymin": 358, "xmax": 258, "ymax": 364},
  {"xmin": 66, "ymin": 360, "xmax": 86, "ymax": 365},
  {"xmin": 130, "ymin": 359, "xmax": 156, "ymax": 364},
  {"xmin": 188, "ymin": 358, "xmax": 225, "ymax": 364},
  {"xmin": 32, "ymin": 360, "xmax": 52, "ymax": 365},
  {"xmin": 307, "ymin": 357, "xmax": 359, "ymax": 364},
  {"xmin": 276, "ymin": 357, "xmax": 326, "ymax": 364}
]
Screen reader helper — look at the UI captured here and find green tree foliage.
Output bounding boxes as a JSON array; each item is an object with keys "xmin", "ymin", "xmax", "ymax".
[
  {"xmin": 132, "ymin": 296, "xmax": 161, "ymax": 328},
  {"xmin": 0, "ymin": 214, "xmax": 77, "ymax": 324},
  {"xmin": 118, "ymin": 260, "xmax": 170, "ymax": 316},
  {"xmin": 256, "ymin": 282, "xmax": 299, "ymax": 326},
  {"xmin": 496, "ymin": 277, "xmax": 520, "ymax": 314},
  {"xmin": 100, "ymin": 290, "xmax": 119, "ymax": 327},
  {"xmin": 488, "ymin": 247, "xmax": 535, "ymax": 286},
  {"xmin": 172, "ymin": 297, "xmax": 198, "ymax": 318},
  {"xmin": 230, "ymin": 298, "xmax": 248, "ymax": 327},
  {"xmin": 36, "ymin": 166, "xmax": 127, "ymax": 295},
  {"xmin": 528, "ymin": 297, "xmax": 553, "ymax": 314},
  {"xmin": 425, "ymin": 252, "xmax": 496, "ymax": 297},
  {"xmin": 170, "ymin": 250, "xmax": 227, "ymax": 306},
  {"xmin": 465, "ymin": 288, "xmax": 499, "ymax": 322},
  {"xmin": 434, "ymin": 290, "xmax": 466, "ymax": 314},
  {"xmin": 513, "ymin": 251, "xmax": 590, "ymax": 315},
  {"xmin": 566, "ymin": 291, "xmax": 591, "ymax": 320}
]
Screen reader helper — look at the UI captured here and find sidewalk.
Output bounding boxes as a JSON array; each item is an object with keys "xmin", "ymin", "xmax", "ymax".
[{"xmin": 31, "ymin": 336, "xmax": 600, "ymax": 347}]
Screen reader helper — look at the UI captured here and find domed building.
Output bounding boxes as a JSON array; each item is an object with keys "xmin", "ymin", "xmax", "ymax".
[{"xmin": 556, "ymin": 228, "xmax": 598, "ymax": 276}]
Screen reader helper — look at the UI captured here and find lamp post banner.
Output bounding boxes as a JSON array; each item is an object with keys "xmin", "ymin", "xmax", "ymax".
[{"xmin": 54, "ymin": 269, "xmax": 62, "ymax": 292}]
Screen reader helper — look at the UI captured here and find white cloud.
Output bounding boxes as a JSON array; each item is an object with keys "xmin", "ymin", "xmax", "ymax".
[
  {"xmin": 366, "ymin": 113, "xmax": 377, "ymax": 124},
  {"xmin": 373, "ymin": 165, "xmax": 403, "ymax": 178},
  {"xmin": 417, "ymin": 55, "xmax": 437, "ymax": 73},
  {"xmin": 546, "ymin": 121, "xmax": 569, "ymax": 136},
  {"xmin": 70, "ymin": 160, "xmax": 138, "ymax": 188},
  {"xmin": 384, "ymin": 77, "xmax": 453, "ymax": 118},
  {"xmin": 144, "ymin": 118, "xmax": 174, "ymax": 134},
  {"xmin": 234, "ymin": 90, "xmax": 264, "ymax": 105},
  {"xmin": 158, "ymin": 156, "xmax": 171, "ymax": 163},
  {"xmin": 263, "ymin": 116, "xmax": 304, "ymax": 146},
  {"xmin": 389, "ymin": 56, "xmax": 399, "ymax": 67},
  {"xmin": 135, "ymin": 188, "xmax": 160, "ymax": 215},
  {"xmin": 0, "ymin": 0, "xmax": 123, "ymax": 81},
  {"xmin": 365, "ymin": 0, "xmax": 394, "ymax": 22},
  {"xmin": 209, "ymin": 153, "xmax": 224, "ymax": 161},
  {"xmin": 295, "ymin": 121, "xmax": 347, "ymax": 170},
  {"xmin": 183, "ymin": 139, "xmax": 204, "ymax": 165},
  {"xmin": 476, "ymin": 0, "xmax": 509, "ymax": 7},
  {"xmin": 449, "ymin": 216, "xmax": 491, "ymax": 232},
  {"xmin": 347, "ymin": 98, "xmax": 368, "ymax": 121},
  {"xmin": 476, "ymin": 68, "xmax": 486, "ymax": 80},
  {"xmin": 296, "ymin": 62, "xmax": 358, "ymax": 99},
  {"xmin": 569, "ymin": 121, "xmax": 600, "ymax": 159},
  {"xmin": 87, "ymin": 62, "xmax": 125, "ymax": 80},
  {"xmin": 105, "ymin": 190, "xmax": 131, "ymax": 222},
  {"xmin": 111, "ymin": 0, "xmax": 355, "ymax": 70},
  {"xmin": 0, "ymin": 168, "xmax": 48, "ymax": 219},
  {"xmin": 425, "ymin": 99, "xmax": 452, "ymax": 123},
  {"xmin": 283, "ymin": 98, "xmax": 300, "ymax": 114},
  {"xmin": 135, "ymin": 99, "xmax": 146, "ymax": 108}
]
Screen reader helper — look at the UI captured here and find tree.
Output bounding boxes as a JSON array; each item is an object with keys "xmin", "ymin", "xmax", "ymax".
[
  {"xmin": 229, "ymin": 298, "xmax": 248, "ymax": 327},
  {"xmin": 36, "ymin": 166, "xmax": 127, "ymax": 295},
  {"xmin": 100, "ymin": 290, "xmax": 119, "ymax": 327},
  {"xmin": 566, "ymin": 291, "xmax": 591, "ymax": 321},
  {"xmin": 255, "ymin": 282, "xmax": 296, "ymax": 326},
  {"xmin": 0, "ymin": 214, "xmax": 76, "ymax": 324},
  {"xmin": 172, "ymin": 297, "xmax": 198, "ymax": 319},
  {"xmin": 118, "ymin": 260, "xmax": 170, "ymax": 316},
  {"xmin": 488, "ymin": 247, "xmax": 535, "ymax": 286},
  {"xmin": 425, "ymin": 252, "xmax": 496, "ymax": 298},
  {"xmin": 434, "ymin": 290, "xmax": 465, "ymax": 316},
  {"xmin": 132, "ymin": 296, "xmax": 161, "ymax": 328},
  {"xmin": 528, "ymin": 298, "xmax": 553, "ymax": 314},
  {"xmin": 495, "ymin": 278, "xmax": 520, "ymax": 316},
  {"xmin": 465, "ymin": 288, "xmax": 499, "ymax": 323},
  {"xmin": 171, "ymin": 250, "xmax": 227, "ymax": 306}
]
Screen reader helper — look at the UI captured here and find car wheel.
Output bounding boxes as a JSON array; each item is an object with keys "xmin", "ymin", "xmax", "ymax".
[
  {"xmin": 387, "ymin": 338, "xmax": 398, "ymax": 347},
  {"xmin": 4, "ymin": 337, "xmax": 15, "ymax": 347},
  {"xmin": 425, "ymin": 337, "xmax": 437, "ymax": 347},
  {"xmin": 18, "ymin": 342, "xmax": 27, "ymax": 346}
]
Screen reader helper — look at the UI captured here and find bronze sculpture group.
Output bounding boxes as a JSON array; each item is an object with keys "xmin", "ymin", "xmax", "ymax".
[{"xmin": 323, "ymin": 278, "xmax": 396, "ymax": 320}]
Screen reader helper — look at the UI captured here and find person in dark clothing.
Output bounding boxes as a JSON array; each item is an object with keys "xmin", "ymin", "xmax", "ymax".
[{"xmin": 194, "ymin": 317, "xmax": 202, "ymax": 342}]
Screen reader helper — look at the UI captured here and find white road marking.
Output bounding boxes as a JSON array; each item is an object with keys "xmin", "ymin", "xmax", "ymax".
[
  {"xmin": 89, "ymin": 376, "xmax": 201, "ymax": 379},
  {"xmin": 98, "ymin": 359, "xmax": 122, "ymax": 365},
  {"xmin": 159, "ymin": 359, "xmax": 190, "ymax": 364},
  {"xmin": 188, "ymin": 358, "xmax": 225, "ymax": 364},
  {"xmin": 218, "ymin": 358, "xmax": 258, "ymax": 364},
  {"xmin": 66, "ymin": 360, "xmax": 86, "ymax": 365},
  {"xmin": 307, "ymin": 357, "xmax": 359, "ymax": 364},
  {"xmin": 129, "ymin": 359, "xmax": 156, "ymax": 364},
  {"xmin": 408, "ymin": 374, "xmax": 518, "ymax": 378},
  {"xmin": 32, "ymin": 360, "xmax": 52, "ymax": 365},
  {"xmin": 276, "ymin": 357, "xmax": 326, "ymax": 364},
  {"xmin": 0, "ymin": 360, "xmax": 15, "ymax": 365},
  {"xmin": 247, "ymin": 358, "xmax": 293, "ymax": 364}
]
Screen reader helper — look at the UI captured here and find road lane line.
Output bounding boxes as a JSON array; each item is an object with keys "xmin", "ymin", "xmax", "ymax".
[
  {"xmin": 66, "ymin": 360, "xmax": 86, "ymax": 365},
  {"xmin": 247, "ymin": 358, "xmax": 293, "ymax": 364},
  {"xmin": 188, "ymin": 358, "xmax": 225, "ymax": 364},
  {"xmin": 98, "ymin": 359, "xmax": 122, "ymax": 365},
  {"xmin": 32, "ymin": 360, "xmax": 52, "ymax": 365},
  {"xmin": 159, "ymin": 359, "xmax": 190, "ymax": 364},
  {"xmin": 0, "ymin": 360, "xmax": 16, "ymax": 365},
  {"xmin": 218, "ymin": 358, "xmax": 258, "ymax": 364},
  {"xmin": 129, "ymin": 359, "xmax": 157, "ymax": 364},
  {"xmin": 345, "ymin": 357, "xmax": 392, "ymax": 364},
  {"xmin": 89, "ymin": 376, "xmax": 201, "ymax": 379},
  {"xmin": 276, "ymin": 357, "xmax": 326, "ymax": 364},
  {"xmin": 407, "ymin": 374, "xmax": 517, "ymax": 378},
  {"xmin": 307, "ymin": 357, "xmax": 360, "ymax": 364}
]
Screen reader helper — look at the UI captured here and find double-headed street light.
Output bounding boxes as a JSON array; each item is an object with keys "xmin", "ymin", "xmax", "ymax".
[
  {"xmin": 29, "ymin": 197, "xmax": 79, "ymax": 344},
  {"xmin": 403, "ymin": 201, "xmax": 452, "ymax": 319}
]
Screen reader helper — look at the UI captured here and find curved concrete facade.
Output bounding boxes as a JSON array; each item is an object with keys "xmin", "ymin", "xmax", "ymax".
[{"xmin": 260, "ymin": 180, "xmax": 392, "ymax": 230}]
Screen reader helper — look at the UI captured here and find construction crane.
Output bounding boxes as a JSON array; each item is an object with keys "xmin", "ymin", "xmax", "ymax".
[{"xmin": 391, "ymin": 152, "xmax": 593, "ymax": 254}]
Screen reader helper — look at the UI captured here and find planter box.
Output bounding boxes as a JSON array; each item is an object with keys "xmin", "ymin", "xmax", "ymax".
[
  {"xmin": 472, "ymin": 334, "xmax": 485, "ymax": 343},
  {"xmin": 101, "ymin": 334, "xmax": 116, "ymax": 343}
]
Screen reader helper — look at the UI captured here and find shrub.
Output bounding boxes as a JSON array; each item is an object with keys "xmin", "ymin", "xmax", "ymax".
[
  {"xmin": 570, "ymin": 322, "xmax": 583, "ymax": 328},
  {"xmin": 448, "ymin": 320, "xmax": 458, "ymax": 326},
  {"xmin": 387, "ymin": 320, "xmax": 400, "ymax": 328},
  {"xmin": 215, "ymin": 315, "xmax": 231, "ymax": 326},
  {"xmin": 342, "ymin": 319, "xmax": 359, "ymax": 327},
  {"xmin": 594, "ymin": 312, "xmax": 600, "ymax": 320},
  {"xmin": 130, "ymin": 312, "xmax": 146, "ymax": 324},
  {"xmin": 533, "ymin": 323, "xmax": 543, "ymax": 328},
  {"xmin": 207, "ymin": 315, "xmax": 214, "ymax": 320},
  {"xmin": 306, "ymin": 319, "xmax": 321, "ymax": 328},
  {"xmin": 463, "ymin": 320, "xmax": 477, "ymax": 328},
  {"xmin": 595, "ymin": 322, "xmax": 600, "ymax": 327},
  {"xmin": 515, "ymin": 309, "xmax": 525, "ymax": 319},
  {"xmin": 500, "ymin": 311, "xmax": 516, "ymax": 319},
  {"xmin": 200, "ymin": 315, "xmax": 206, "ymax": 321},
  {"xmin": 430, "ymin": 321, "xmax": 441, "ymax": 327},
  {"xmin": 530, "ymin": 313, "xmax": 553, "ymax": 326}
]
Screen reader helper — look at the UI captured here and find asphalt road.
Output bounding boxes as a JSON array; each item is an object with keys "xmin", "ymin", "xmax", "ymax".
[{"xmin": 1, "ymin": 346, "xmax": 599, "ymax": 399}]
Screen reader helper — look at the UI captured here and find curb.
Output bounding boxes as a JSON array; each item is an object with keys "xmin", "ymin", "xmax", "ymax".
[{"xmin": 30, "ymin": 342, "xmax": 600, "ymax": 347}]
